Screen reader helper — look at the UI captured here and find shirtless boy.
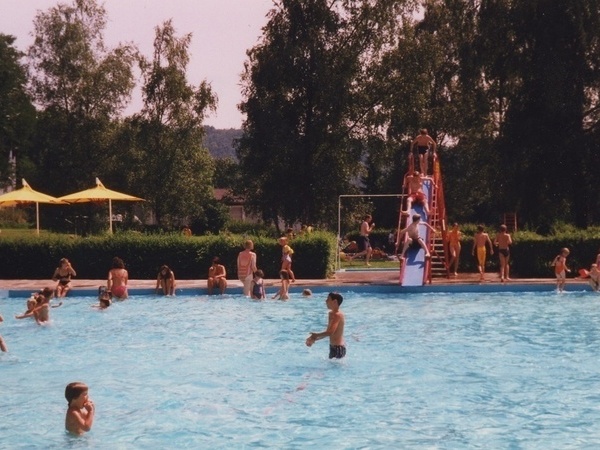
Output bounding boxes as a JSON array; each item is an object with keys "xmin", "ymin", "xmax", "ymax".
[
  {"xmin": 494, "ymin": 224, "xmax": 513, "ymax": 282},
  {"xmin": 472, "ymin": 225, "xmax": 494, "ymax": 281},
  {"xmin": 402, "ymin": 171, "xmax": 430, "ymax": 217},
  {"xmin": 306, "ymin": 292, "xmax": 346, "ymax": 359},
  {"xmin": 65, "ymin": 382, "xmax": 95, "ymax": 435},
  {"xmin": 397, "ymin": 214, "xmax": 436, "ymax": 259},
  {"xmin": 411, "ymin": 128, "xmax": 437, "ymax": 175},
  {"xmin": 348, "ymin": 215, "xmax": 375, "ymax": 266},
  {"xmin": 447, "ymin": 223, "xmax": 461, "ymax": 276}
]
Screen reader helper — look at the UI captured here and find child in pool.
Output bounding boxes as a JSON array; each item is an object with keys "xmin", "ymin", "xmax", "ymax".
[
  {"xmin": 251, "ymin": 269, "xmax": 266, "ymax": 300},
  {"xmin": 65, "ymin": 382, "xmax": 95, "ymax": 435},
  {"xmin": 305, "ymin": 292, "xmax": 346, "ymax": 359},
  {"xmin": 0, "ymin": 313, "xmax": 7, "ymax": 352},
  {"xmin": 93, "ymin": 287, "xmax": 112, "ymax": 309},
  {"xmin": 15, "ymin": 297, "xmax": 38, "ymax": 320}
]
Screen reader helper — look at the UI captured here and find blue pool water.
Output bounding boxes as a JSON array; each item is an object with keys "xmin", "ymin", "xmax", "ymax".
[{"xmin": 1, "ymin": 290, "xmax": 600, "ymax": 448}]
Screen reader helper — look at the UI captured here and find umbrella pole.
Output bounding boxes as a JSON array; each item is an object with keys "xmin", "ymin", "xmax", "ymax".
[
  {"xmin": 109, "ymin": 199, "xmax": 113, "ymax": 234},
  {"xmin": 36, "ymin": 202, "xmax": 40, "ymax": 236}
]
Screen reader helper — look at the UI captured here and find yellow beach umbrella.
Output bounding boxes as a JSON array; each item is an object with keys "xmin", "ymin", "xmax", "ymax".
[
  {"xmin": 0, "ymin": 179, "xmax": 66, "ymax": 235},
  {"xmin": 58, "ymin": 178, "xmax": 144, "ymax": 234}
]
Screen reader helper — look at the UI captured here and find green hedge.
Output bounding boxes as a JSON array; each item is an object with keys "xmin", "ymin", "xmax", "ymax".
[
  {"xmin": 0, "ymin": 231, "xmax": 337, "ymax": 280},
  {"xmin": 1, "ymin": 229, "xmax": 597, "ymax": 280}
]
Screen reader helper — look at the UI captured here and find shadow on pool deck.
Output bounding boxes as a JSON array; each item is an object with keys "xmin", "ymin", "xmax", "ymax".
[{"xmin": 0, "ymin": 269, "xmax": 585, "ymax": 292}]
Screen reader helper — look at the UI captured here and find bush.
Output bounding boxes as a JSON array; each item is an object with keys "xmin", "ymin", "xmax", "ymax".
[{"xmin": 0, "ymin": 231, "xmax": 337, "ymax": 280}]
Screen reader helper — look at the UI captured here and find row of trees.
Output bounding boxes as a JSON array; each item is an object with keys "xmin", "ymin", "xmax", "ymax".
[
  {"xmin": 1, "ymin": 0, "xmax": 599, "ymax": 235},
  {"xmin": 237, "ymin": 0, "xmax": 600, "ymax": 233},
  {"xmin": 1, "ymin": 0, "xmax": 224, "ymax": 232}
]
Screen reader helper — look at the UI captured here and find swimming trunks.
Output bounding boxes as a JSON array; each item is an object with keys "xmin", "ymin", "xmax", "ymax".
[
  {"xmin": 279, "ymin": 270, "xmax": 290, "ymax": 280},
  {"xmin": 357, "ymin": 235, "xmax": 370, "ymax": 252},
  {"xmin": 409, "ymin": 238, "xmax": 424, "ymax": 250},
  {"xmin": 498, "ymin": 248, "xmax": 510, "ymax": 257},
  {"xmin": 417, "ymin": 145, "xmax": 429, "ymax": 155},
  {"xmin": 329, "ymin": 345, "xmax": 347, "ymax": 359},
  {"xmin": 476, "ymin": 246, "xmax": 486, "ymax": 267},
  {"xmin": 112, "ymin": 285, "xmax": 127, "ymax": 298}
]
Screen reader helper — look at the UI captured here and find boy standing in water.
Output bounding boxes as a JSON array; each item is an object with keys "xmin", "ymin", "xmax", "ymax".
[
  {"xmin": 472, "ymin": 225, "xmax": 494, "ymax": 281},
  {"xmin": 65, "ymin": 382, "xmax": 95, "ymax": 435},
  {"xmin": 306, "ymin": 292, "xmax": 346, "ymax": 359}
]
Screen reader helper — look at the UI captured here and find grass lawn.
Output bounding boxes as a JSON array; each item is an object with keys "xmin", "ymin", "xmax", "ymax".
[
  {"xmin": 339, "ymin": 258, "xmax": 399, "ymax": 270},
  {"xmin": 0, "ymin": 228, "xmax": 50, "ymax": 237}
]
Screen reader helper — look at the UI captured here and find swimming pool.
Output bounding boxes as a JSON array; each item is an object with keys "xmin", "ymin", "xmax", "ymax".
[{"xmin": 1, "ymin": 290, "xmax": 600, "ymax": 448}]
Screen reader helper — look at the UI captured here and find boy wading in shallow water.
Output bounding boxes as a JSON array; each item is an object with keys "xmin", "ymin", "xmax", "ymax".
[
  {"xmin": 65, "ymin": 382, "xmax": 95, "ymax": 435},
  {"xmin": 306, "ymin": 292, "xmax": 346, "ymax": 359}
]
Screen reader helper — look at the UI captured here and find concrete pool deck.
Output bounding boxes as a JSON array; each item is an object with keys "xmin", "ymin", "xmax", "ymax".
[{"xmin": 0, "ymin": 270, "xmax": 591, "ymax": 297}]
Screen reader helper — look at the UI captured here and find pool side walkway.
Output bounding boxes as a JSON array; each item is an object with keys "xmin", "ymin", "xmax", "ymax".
[{"xmin": 0, "ymin": 270, "xmax": 590, "ymax": 296}]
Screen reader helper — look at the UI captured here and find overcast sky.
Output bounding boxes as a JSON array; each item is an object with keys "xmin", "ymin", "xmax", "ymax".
[{"xmin": 0, "ymin": 0, "xmax": 274, "ymax": 129}]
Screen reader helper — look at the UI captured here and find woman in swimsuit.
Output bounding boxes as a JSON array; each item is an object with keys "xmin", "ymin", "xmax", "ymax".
[
  {"xmin": 52, "ymin": 258, "xmax": 77, "ymax": 297},
  {"xmin": 107, "ymin": 257, "xmax": 128, "ymax": 299}
]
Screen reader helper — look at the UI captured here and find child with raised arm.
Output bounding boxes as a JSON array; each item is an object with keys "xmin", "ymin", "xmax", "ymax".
[
  {"xmin": 305, "ymin": 292, "xmax": 346, "ymax": 359},
  {"xmin": 65, "ymin": 382, "xmax": 95, "ymax": 435},
  {"xmin": 552, "ymin": 248, "xmax": 571, "ymax": 292},
  {"xmin": 472, "ymin": 225, "xmax": 494, "ymax": 281},
  {"xmin": 397, "ymin": 214, "xmax": 436, "ymax": 260}
]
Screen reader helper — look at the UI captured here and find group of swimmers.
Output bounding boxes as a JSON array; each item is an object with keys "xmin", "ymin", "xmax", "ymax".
[
  {"xmin": 56, "ymin": 288, "xmax": 346, "ymax": 436},
  {"xmin": 236, "ymin": 236, "xmax": 298, "ymax": 301},
  {"xmin": 2, "ymin": 284, "xmax": 345, "ymax": 436}
]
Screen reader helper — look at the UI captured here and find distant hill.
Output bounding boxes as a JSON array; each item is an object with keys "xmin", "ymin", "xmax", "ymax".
[{"xmin": 203, "ymin": 126, "xmax": 242, "ymax": 160}]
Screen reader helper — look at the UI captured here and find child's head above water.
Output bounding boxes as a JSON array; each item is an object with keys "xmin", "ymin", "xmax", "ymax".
[{"xmin": 65, "ymin": 382, "xmax": 88, "ymax": 406}]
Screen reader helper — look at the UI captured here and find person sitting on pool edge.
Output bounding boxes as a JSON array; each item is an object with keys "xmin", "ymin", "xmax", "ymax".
[
  {"xmin": 397, "ymin": 214, "xmax": 437, "ymax": 260},
  {"xmin": 156, "ymin": 265, "xmax": 176, "ymax": 296},
  {"xmin": 207, "ymin": 257, "xmax": 227, "ymax": 295},
  {"xmin": 52, "ymin": 258, "xmax": 77, "ymax": 297},
  {"xmin": 107, "ymin": 257, "xmax": 128, "ymax": 300}
]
